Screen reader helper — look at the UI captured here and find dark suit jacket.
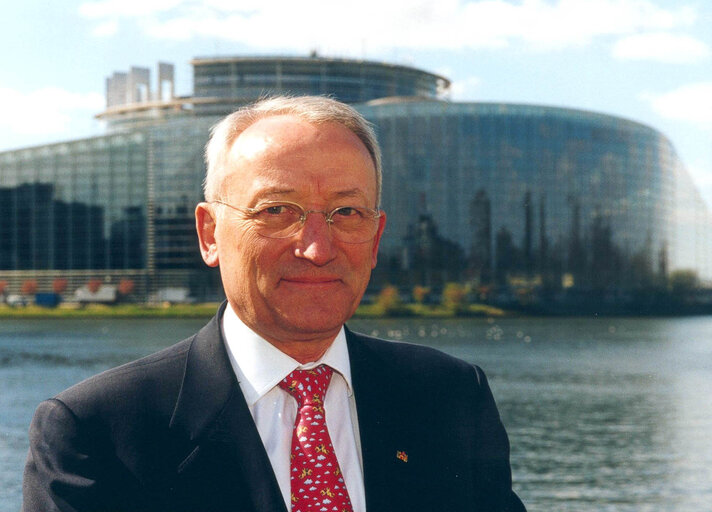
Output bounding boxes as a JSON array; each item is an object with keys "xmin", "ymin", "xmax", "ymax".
[{"xmin": 23, "ymin": 304, "xmax": 525, "ymax": 511}]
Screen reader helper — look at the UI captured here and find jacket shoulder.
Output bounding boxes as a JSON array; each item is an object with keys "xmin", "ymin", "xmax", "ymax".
[
  {"xmin": 55, "ymin": 337, "xmax": 193, "ymax": 419},
  {"xmin": 346, "ymin": 328, "xmax": 488, "ymax": 391}
]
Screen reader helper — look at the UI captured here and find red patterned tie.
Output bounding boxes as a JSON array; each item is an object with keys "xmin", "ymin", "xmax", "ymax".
[{"xmin": 279, "ymin": 365, "xmax": 353, "ymax": 512}]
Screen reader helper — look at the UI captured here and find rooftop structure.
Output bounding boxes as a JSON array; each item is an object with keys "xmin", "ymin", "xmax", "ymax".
[{"xmin": 97, "ymin": 56, "xmax": 450, "ymax": 128}]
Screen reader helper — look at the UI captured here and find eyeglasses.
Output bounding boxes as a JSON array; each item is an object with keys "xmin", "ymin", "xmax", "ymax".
[{"xmin": 212, "ymin": 200, "xmax": 382, "ymax": 244}]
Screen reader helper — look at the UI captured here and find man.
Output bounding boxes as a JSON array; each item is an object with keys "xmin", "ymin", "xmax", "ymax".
[{"xmin": 23, "ymin": 96, "xmax": 525, "ymax": 511}]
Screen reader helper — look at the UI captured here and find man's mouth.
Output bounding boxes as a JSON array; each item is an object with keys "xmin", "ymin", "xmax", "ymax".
[{"xmin": 281, "ymin": 276, "xmax": 341, "ymax": 284}]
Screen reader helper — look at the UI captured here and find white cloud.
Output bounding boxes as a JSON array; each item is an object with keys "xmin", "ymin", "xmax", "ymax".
[
  {"xmin": 0, "ymin": 87, "xmax": 104, "ymax": 137},
  {"xmin": 613, "ymin": 32, "xmax": 710, "ymax": 63},
  {"xmin": 450, "ymin": 76, "xmax": 482, "ymax": 100},
  {"xmin": 642, "ymin": 83, "xmax": 712, "ymax": 128},
  {"xmin": 77, "ymin": 0, "xmax": 699, "ymax": 53},
  {"xmin": 79, "ymin": 0, "xmax": 184, "ymax": 19},
  {"xmin": 91, "ymin": 20, "xmax": 120, "ymax": 37}
]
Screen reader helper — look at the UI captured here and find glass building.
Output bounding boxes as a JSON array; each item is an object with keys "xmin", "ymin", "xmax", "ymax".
[
  {"xmin": 362, "ymin": 101, "xmax": 712, "ymax": 293},
  {"xmin": 0, "ymin": 55, "xmax": 709, "ymax": 301}
]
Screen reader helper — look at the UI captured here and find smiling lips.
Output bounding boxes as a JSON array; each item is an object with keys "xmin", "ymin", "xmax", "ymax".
[{"xmin": 281, "ymin": 276, "xmax": 341, "ymax": 284}]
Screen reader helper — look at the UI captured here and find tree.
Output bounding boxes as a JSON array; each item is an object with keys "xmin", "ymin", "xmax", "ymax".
[
  {"xmin": 374, "ymin": 285, "xmax": 402, "ymax": 315},
  {"xmin": 669, "ymin": 269, "xmax": 698, "ymax": 296},
  {"xmin": 442, "ymin": 282, "xmax": 468, "ymax": 312},
  {"xmin": 118, "ymin": 279, "xmax": 135, "ymax": 297},
  {"xmin": 53, "ymin": 278, "xmax": 68, "ymax": 294},
  {"xmin": 412, "ymin": 285, "xmax": 430, "ymax": 304},
  {"xmin": 21, "ymin": 279, "xmax": 38, "ymax": 296},
  {"xmin": 0, "ymin": 280, "xmax": 7, "ymax": 295},
  {"xmin": 87, "ymin": 279, "xmax": 103, "ymax": 294},
  {"xmin": 495, "ymin": 227, "xmax": 518, "ymax": 286}
]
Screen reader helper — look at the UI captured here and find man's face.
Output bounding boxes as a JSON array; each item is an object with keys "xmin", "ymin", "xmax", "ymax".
[{"xmin": 197, "ymin": 115, "xmax": 386, "ymax": 348}]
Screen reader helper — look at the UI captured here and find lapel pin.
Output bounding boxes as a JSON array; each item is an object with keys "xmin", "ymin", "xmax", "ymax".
[{"xmin": 396, "ymin": 450, "xmax": 408, "ymax": 463}]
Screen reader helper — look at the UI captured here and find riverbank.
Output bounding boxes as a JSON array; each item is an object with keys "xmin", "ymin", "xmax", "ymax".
[
  {"xmin": 355, "ymin": 302, "xmax": 507, "ymax": 318},
  {"xmin": 0, "ymin": 302, "xmax": 508, "ymax": 319},
  {"xmin": 0, "ymin": 303, "xmax": 221, "ymax": 319}
]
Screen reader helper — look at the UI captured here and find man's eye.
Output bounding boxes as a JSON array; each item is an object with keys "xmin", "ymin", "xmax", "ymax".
[
  {"xmin": 261, "ymin": 204, "xmax": 297, "ymax": 216},
  {"xmin": 334, "ymin": 207, "xmax": 359, "ymax": 217}
]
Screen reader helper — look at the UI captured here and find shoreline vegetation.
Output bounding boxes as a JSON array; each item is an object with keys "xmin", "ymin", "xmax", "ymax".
[
  {"xmin": 0, "ymin": 302, "xmax": 507, "ymax": 320},
  {"xmin": 3, "ymin": 300, "xmax": 712, "ymax": 319},
  {"xmin": 3, "ymin": 281, "xmax": 712, "ymax": 319},
  {"xmin": 0, "ymin": 303, "xmax": 222, "ymax": 319},
  {"xmin": 4, "ymin": 287, "xmax": 712, "ymax": 319}
]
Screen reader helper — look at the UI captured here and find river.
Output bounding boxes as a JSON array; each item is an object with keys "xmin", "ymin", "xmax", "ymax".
[{"xmin": 2, "ymin": 315, "xmax": 711, "ymax": 511}]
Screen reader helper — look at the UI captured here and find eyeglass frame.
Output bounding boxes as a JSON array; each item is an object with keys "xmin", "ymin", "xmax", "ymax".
[{"xmin": 211, "ymin": 199, "xmax": 383, "ymax": 243}]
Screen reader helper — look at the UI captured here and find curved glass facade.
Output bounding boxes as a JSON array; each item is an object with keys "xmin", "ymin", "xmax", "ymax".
[
  {"xmin": 0, "ymin": 134, "xmax": 148, "ymax": 271},
  {"xmin": 190, "ymin": 56, "xmax": 450, "ymax": 116},
  {"xmin": 360, "ymin": 101, "xmax": 711, "ymax": 290},
  {"xmin": 0, "ymin": 56, "xmax": 710, "ymax": 301}
]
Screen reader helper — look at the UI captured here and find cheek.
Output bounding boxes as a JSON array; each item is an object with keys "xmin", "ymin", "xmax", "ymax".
[
  {"xmin": 343, "ymin": 245, "xmax": 377, "ymax": 278},
  {"xmin": 215, "ymin": 218, "xmax": 258, "ymax": 256},
  {"xmin": 215, "ymin": 225, "xmax": 256, "ymax": 274},
  {"xmin": 220, "ymin": 232, "xmax": 284, "ymax": 284}
]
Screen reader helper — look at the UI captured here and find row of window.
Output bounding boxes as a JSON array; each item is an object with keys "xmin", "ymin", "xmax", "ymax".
[{"xmin": 1, "ymin": 102, "xmax": 709, "ymax": 282}]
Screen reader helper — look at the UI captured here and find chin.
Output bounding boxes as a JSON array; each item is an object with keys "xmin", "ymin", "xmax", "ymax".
[{"xmin": 278, "ymin": 304, "xmax": 355, "ymax": 334}]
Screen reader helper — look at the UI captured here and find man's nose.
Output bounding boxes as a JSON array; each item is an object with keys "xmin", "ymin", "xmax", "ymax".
[{"xmin": 293, "ymin": 212, "xmax": 337, "ymax": 265}]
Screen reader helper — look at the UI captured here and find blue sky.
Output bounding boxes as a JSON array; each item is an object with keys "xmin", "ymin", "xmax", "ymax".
[{"xmin": 2, "ymin": 0, "xmax": 710, "ymax": 202}]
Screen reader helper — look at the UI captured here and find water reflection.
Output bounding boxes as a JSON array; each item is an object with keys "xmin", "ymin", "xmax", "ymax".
[
  {"xmin": 349, "ymin": 316, "xmax": 712, "ymax": 511},
  {"xmin": 1, "ymin": 316, "xmax": 711, "ymax": 511}
]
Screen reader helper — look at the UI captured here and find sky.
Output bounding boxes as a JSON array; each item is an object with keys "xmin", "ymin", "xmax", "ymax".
[{"xmin": 1, "ymin": 0, "xmax": 711, "ymax": 203}]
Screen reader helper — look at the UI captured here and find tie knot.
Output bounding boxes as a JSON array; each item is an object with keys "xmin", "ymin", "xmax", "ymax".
[{"xmin": 279, "ymin": 364, "xmax": 333, "ymax": 406}]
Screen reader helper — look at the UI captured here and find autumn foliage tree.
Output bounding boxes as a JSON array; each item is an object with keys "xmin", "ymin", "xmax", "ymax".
[
  {"xmin": 374, "ymin": 285, "xmax": 403, "ymax": 315},
  {"xmin": 21, "ymin": 279, "xmax": 39, "ymax": 296},
  {"xmin": 53, "ymin": 278, "xmax": 68, "ymax": 294},
  {"xmin": 0, "ymin": 280, "xmax": 7, "ymax": 295},
  {"xmin": 87, "ymin": 279, "xmax": 103, "ymax": 293},
  {"xmin": 442, "ymin": 282, "xmax": 468, "ymax": 313},
  {"xmin": 412, "ymin": 285, "xmax": 431, "ymax": 304},
  {"xmin": 669, "ymin": 269, "xmax": 699, "ymax": 296},
  {"xmin": 118, "ymin": 279, "xmax": 135, "ymax": 297}
]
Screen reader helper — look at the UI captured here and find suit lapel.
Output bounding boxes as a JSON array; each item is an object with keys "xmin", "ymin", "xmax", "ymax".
[
  {"xmin": 347, "ymin": 328, "xmax": 423, "ymax": 512},
  {"xmin": 347, "ymin": 330, "xmax": 390, "ymax": 510},
  {"xmin": 169, "ymin": 304, "xmax": 287, "ymax": 512}
]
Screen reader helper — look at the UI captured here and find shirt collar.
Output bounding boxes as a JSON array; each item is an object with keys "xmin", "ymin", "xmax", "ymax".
[{"xmin": 221, "ymin": 302, "xmax": 353, "ymax": 407}]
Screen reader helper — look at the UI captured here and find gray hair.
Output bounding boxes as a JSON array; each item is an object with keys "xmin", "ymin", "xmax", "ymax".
[{"xmin": 203, "ymin": 96, "xmax": 382, "ymax": 205}]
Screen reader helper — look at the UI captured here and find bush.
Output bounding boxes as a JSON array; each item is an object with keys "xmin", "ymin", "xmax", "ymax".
[
  {"xmin": 412, "ymin": 285, "xmax": 431, "ymax": 304},
  {"xmin": 442, "ymin": 282, "xmax": 468, "ymax": 312},
  {"xmin": 669, "ymin": 269, "xmax": 698, "ymax": 296},
  {"xmin": 374, "ymin": 285, "xmax": 403, "ymax": 315}
]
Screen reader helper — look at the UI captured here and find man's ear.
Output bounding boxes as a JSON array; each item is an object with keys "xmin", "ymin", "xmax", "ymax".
[
  {"xmin": 195, "ymin": 202, "xmax": 220, "ymax": 267},
  {"xmin": 371, "ymin": 210, "xmax": 387, "ymax": 269}
]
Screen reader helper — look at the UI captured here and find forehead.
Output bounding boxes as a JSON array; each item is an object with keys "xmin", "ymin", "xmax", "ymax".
[{"xmin": 223, "ymin": 115, "xmax": 377, "ymax": 202}]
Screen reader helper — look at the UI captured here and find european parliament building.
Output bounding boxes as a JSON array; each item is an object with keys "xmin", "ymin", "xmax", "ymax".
[{"xmin": 1, "ymin": 55, "xmax": 710, "ymax": 301}]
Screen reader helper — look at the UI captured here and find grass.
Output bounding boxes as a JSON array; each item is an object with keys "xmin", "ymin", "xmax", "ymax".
[
  {"xmin": 0, "ymin": 303, "xmax": 221, "ymax": 319},
  {"xmin": 354, "ymin": 302, "xmax": 507, "ymax": 318},
  {"xmin": 0, "ymin": 301, "xmax": 508, "ymax": 319}
]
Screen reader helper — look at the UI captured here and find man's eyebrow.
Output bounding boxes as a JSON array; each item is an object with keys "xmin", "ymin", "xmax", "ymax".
[
  {"xmin": 331, "ymin": 189, "xmax": 365, "ymax": 199},
  {"xmin": 255, "ymin": 187, "xmax": 296, "ymax": 197},
  {"xmin": 255, "ymin": 188, "xmax": 366, "ymax": 199}
]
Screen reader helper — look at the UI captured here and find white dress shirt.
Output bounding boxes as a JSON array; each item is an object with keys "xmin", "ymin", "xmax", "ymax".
[{"xmin": 221, "ymin": 304, "xmax": 366, "ymax": 512}]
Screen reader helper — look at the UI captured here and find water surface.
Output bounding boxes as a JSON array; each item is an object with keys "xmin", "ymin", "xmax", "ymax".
[{"xmin": 2, "ymin": 315, "xmax": 711, "ymax": 511}]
